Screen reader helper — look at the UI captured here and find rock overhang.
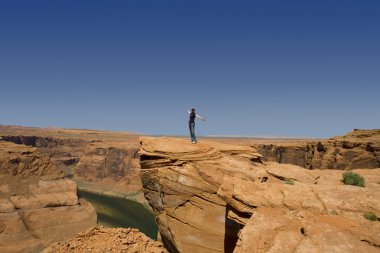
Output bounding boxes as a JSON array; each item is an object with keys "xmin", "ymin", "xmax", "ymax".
[{"xmin": 139, "ymin": 137, "xmax": 380, "ymax": 253}]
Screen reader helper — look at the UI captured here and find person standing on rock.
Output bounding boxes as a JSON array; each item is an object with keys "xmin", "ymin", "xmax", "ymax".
[{"xmin": 188, "ymin": 108, "xmax": 205, "ymax": 144}]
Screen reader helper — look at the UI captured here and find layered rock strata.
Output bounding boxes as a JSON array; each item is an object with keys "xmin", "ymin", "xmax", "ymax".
[
  {"xmin": 1, "ymin": 135, "xmax": 87, "ymax": 176},
  {"xmin": 74, "ymin": 141, "xmax": 143, "ymax": 201},
  {"xmin": 0, "ymin": 141, "xmax": 96, "ymax": 253},
  {"xmin": 140, "ymin": 137, "xmax": 380, "ymax": 253},
  {"xmin": 252, "ymin": 129, "xmax": 380, "ymax": 170},
  {"xmin": 1, "ymin": 131, "xmax": 144, "ymax": 202},
  {"xmin": 139, "ymin": 137, "xmax": 264, "ymax": 253}
]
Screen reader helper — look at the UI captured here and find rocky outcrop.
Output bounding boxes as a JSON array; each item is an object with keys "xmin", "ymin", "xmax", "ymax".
[
  {"xmin": 42, "ymin": 226, "xmax": 168, "ymax": 253},
  {"xmin": 139, "ymin": 137, "xmax": 264, "ymax": 253},
  {"xmin": 220, "ymin": 164, "xmax": 380, "ymax": 253},
  {"xmin": 139, "ymin": 137, "xmax": 380, "ymax": 253},
  {"xmin": 252, "ymin": 129, "xmax": 380, "ymax": 170},
  {"xmin": 0, "ymin": 141, "xmax": 96, "ymax": 253}
]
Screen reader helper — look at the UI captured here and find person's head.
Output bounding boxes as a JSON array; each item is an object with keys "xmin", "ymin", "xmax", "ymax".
[{"xmin": 191, "ymin": 108, "xmax": 195, "ymax": 113}]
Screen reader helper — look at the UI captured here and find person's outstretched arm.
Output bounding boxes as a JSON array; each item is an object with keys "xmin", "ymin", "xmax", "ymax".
[{"xmin": 196, "ymin": 114, "xmax": 206, "ymax": 121}]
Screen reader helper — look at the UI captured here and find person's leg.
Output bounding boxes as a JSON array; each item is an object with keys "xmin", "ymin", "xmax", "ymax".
[
  {"xmin": 189, "ymin": 122, "xmax": 194, "ymax": 142},
  {"xmin": 191, "ymin": 123, "xmax": 196, "ymax": 143},
  {"xmin": 190, "ymin": 122, "xmax": 196, "ymax": 143}
]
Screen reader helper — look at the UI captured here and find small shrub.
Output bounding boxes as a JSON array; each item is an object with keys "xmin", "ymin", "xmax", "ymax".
[
  {"xmin": 363, "ymin": 212, "xmax": 378, "ymax": 221},
  {"xmin": 284, "ymin": 179, "xmax": 294, "ymax": 185},
  {"xmin": 342, "ymin": 172, "xmax": 365, "ymax": 187},
  {"xmin": 331, "ymin": 210, "xmax": 338, "ymax": 215}
]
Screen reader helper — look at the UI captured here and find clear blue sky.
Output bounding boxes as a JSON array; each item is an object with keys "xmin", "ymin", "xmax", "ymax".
[{"xmin": 1, "ymin": 1, "xmax": 379, "ymax": 138}]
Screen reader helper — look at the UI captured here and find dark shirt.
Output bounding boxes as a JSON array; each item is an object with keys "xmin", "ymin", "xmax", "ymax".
[{"xmin": 189, "ymin": 112, "xmax": 196, "ymax": 123}]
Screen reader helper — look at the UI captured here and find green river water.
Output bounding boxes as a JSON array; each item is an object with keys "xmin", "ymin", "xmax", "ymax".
[{"xmin": 78, "ymin": 190, "xmax": 158, "ymax": 239}]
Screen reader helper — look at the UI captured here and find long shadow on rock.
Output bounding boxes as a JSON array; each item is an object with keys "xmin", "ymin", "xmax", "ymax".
[{"xmin": 224, "ymin": 205, "xmax": 244, "ymax": 253}]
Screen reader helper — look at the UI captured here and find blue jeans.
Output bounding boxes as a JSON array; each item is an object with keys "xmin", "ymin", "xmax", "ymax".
[{"xmin": 189, "ymin": 122, "xmax": 196, "ymax": 142}]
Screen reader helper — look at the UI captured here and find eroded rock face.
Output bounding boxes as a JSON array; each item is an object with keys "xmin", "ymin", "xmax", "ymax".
[
  {"xmin": 220, "ymin": 163, "xmax": 380, "ymax": 253},
  {"xmin": 139, "ymin": 137, "xmax": 380, "ymax": 253},
  {"xmin": 1, "ymin": 130, "xmax": 145, "ymax": 202},
  {"xmin": 1, "ymin": 135, "xmax": 87, "ymax": 175},
  {"xmin": 252, "ymin": 129, "xmax": 380, "ymax": 170},
  {"xmin": 74, "ymin": 141, "xmax": 144, "ymax": 201},
  {"xmin": 0, "ymin": 141, "xmax": 96, "ymax": 253},
  {"xmin": 139, "ymin": 137, "xmax": 264, "ymax": 253}
]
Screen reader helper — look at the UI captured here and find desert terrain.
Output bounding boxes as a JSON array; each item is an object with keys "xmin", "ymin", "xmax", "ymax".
[{"xmin": 0, "ymin": 125, "xmax": 379, "ymax": 252}]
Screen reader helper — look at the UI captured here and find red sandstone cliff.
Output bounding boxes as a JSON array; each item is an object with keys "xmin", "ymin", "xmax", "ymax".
[
  {"xmin": 0, "ymin": 126, "xmax": 144, "ymax": 202},
  {"xmin": 139, "ymin": 136, "xmax": 380, "ymax": 253},
  {"xmin": 252, "ymin": 129, "xmax": 380, "ymax": 170},
  {"xmin": 0, "ymin": 140, "xmax": 96, "ymax": 253}
]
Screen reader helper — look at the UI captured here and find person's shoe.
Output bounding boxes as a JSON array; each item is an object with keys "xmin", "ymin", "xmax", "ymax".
[{"xmin": 192, "ymin": 141, "xmax": 196, "ymax": 144}]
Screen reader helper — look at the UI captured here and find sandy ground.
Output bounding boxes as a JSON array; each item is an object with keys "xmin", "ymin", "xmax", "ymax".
[{"xmin": 42, "ymin": 226, "xmax": 168, "ymax": 253}]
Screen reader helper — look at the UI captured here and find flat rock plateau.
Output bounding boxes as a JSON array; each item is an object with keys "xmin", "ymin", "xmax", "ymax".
[{"xmin": 1, "ymin": 125, "xmax": 379, "ymax": 253}]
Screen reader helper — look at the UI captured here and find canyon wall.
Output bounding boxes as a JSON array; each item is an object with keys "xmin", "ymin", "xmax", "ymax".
[
  {"xmin": 252, "ymin": 129, "xmax": 380, "ymax": 170},
  {"xmin": 1, "ymin": 135, "xmax": 87, "ymax": 168},
  {"xmin": 74, "ymin": 141, "xmax": 144, "ymax": 201},
  {"xmin": 1, "ymin": 126, "xmax": 379, "ymax": 252},
  {"xmin": 139, "ymin": 136, "xmax": 380, "ymax": 253},
  {"xmin": 0, "ymin": 140, "xmax": 96, "ymax": 253},
  {"xmin": 0, "ymin": 132, "xmax": 144, "ymax": 202}
]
